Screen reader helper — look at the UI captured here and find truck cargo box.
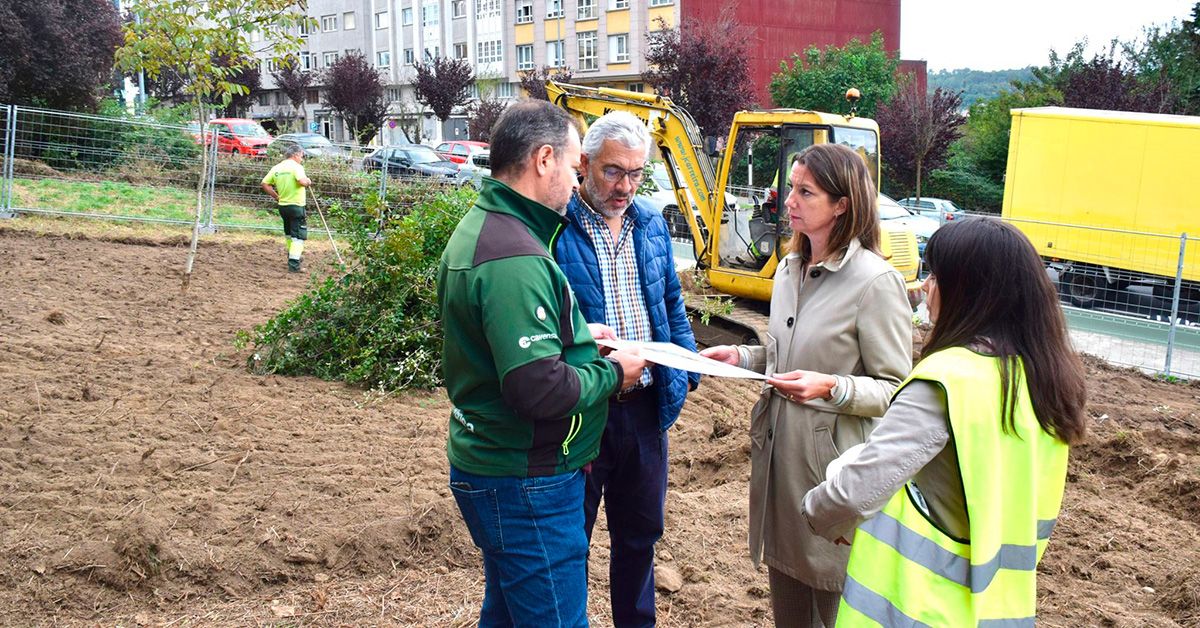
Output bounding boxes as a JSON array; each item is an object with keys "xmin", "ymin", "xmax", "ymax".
[{"xmin": 1002, "ymin": 107, "xmax": 1200, "ymax": 284}]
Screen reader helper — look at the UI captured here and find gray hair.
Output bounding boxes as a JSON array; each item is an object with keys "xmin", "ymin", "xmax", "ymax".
[
  {"xmin": 581, "ymin": 111, "xmax": 651, "ymax": 160},
  {"xmin": 283, "ymin": 142, "xmax": 305, "ymax": 158}
]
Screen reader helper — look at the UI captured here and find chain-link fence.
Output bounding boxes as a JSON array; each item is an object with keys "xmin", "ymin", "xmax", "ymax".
[
  {"xmin": 0, "ymin": 104, "xmax": 461, "ymax": 234},
  {"xmin": 1, "ymin": 103, "xmax": 1197, "ymax": 378}
]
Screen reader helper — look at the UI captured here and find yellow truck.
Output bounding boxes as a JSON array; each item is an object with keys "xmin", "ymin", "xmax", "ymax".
[{"xmin": 1002, "ymin": 107, "xmax": 1200, "ymax": 310}]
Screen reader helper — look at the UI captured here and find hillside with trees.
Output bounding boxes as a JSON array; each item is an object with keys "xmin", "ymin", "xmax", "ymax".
[{"xmin": 928, "ymin": 67, "xmax": 1035, "ymax": 107}]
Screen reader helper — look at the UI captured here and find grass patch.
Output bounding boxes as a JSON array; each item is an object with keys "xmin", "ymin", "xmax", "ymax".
[{"xmin": 12, "ymin": 177, "xmax": 280, "ymax": 230}]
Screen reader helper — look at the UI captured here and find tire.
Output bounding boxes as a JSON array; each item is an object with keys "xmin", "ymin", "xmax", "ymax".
[{"xmin": 1061, "ymin": 270, "xmax": 1102, "ymax": 308}]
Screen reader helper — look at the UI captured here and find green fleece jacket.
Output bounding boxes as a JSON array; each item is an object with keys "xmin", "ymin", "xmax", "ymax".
[{"xmin": 437, "ymin": 177, "xmax": 621, "ymax": 477}]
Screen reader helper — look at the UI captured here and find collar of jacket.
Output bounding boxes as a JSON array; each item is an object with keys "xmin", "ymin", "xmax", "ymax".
[
  {"xmin": 476, "ymin": 176, "xmax": 569, "ymax": 246},
  {"xmin": 566, "ymin": 191, "xmax": 649, "ymax": 229},
  {"xmin": 783, "ymin": 237, "xmax": 864, "ymax": 273}
]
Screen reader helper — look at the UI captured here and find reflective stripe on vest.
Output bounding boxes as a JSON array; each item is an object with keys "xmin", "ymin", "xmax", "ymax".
[{"xmin": 836, "ymin": 348, "xmax": 1070, "ymax": 627}]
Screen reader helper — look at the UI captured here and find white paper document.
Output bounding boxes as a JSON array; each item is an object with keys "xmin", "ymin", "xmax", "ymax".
[{"xmin": 595, "ymin": 339, "xmax": 769, "ymax": 380}]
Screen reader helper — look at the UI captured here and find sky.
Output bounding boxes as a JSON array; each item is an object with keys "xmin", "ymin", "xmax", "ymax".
[{"xmin": 901, "ymin": 0, "xmax": 1196, "ymax": 72}]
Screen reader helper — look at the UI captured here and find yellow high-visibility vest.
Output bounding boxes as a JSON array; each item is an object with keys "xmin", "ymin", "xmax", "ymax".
[{"xmin": 837, "ymin": 347, "xmax": 1070, "ymax": 627}]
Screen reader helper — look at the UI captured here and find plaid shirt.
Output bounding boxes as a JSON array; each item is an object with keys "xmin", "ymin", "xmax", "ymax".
[{"xmin": 580, "ymin": 202, "xmax": 654, "ymax": 389}]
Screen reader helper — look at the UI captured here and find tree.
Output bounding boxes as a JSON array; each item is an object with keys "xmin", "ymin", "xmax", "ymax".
[
  {"xmin": 220, "ymin": 56, "xmax": 262, "ymax": 117},
  {"xmin": 322, "ymin": 52, "xmax": 387, "ymax": 145},
  {"xmin": 519, "ymin": 66, "xmax": 575, "ymax": 101},
  {"xmin": 642, "ymin": 10, "xmax": 754, "ymax": 137},
  {"xmin": 272, "ymin": 59, "xmax": 313, "ymax": 129},
  {"xmin": 769, "ymin": 32, "xmax": 900, "ymax": 118},
  {"xmin": 413, "ymin": 56, "xmax": 474, "ymax": 122},
  {"xmin": 116, "ymin": 0, "xmax": 307, "ymax": 290},
  {"xmin": 467, "ymin": 96, "xmax": 508, "ymax": 142},
  {"xmin": 877, "ymin": 86, "xmax": 965, "ymax": 199},
  {"xmin": 0, "ymin": 0, "xmax": 122, "ymax": 111}
]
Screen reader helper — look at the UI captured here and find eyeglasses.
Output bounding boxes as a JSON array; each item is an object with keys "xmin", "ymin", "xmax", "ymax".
[{"xmin": 600, "ymin": 165, "xmax": 646, "ymax": 184}]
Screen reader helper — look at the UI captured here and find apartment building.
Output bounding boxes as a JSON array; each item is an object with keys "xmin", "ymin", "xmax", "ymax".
[{"xmin": 250, "ymin": 0, "xmax": 679, "ymax": 145}]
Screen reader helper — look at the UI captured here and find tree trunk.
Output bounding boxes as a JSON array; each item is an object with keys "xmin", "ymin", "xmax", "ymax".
[
  {"xmin": 182, "ymin": 99, "xmax": 207, "ymax": 293},
  {"xmin": 914, "ymin": 159, "xmax": 924, "ymax": 201}
]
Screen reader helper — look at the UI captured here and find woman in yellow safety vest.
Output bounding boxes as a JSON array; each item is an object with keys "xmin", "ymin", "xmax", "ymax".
[{"xmin": 804, "ymin": 217, "xmax": 1088, "ymax": 627}]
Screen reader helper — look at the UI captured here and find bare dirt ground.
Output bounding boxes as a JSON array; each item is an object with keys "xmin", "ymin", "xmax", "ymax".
[{"xmin": 1, "ymin": 222, "xmax": 1198, "ymax": 627}]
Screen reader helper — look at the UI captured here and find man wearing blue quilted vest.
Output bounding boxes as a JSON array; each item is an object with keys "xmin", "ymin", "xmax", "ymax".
[{"xmin": 554, "ymin": 111, "xmax": 700, "ymax": 627}]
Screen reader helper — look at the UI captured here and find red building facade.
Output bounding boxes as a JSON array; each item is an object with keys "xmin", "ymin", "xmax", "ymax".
[{"xmin": 680, "ymin": 0, "xmax": 923, "ymax": 107}]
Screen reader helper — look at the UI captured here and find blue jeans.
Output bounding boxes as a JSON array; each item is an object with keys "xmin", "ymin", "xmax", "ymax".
[
  {"xmin": 450, "ymin": 466, "xmax": 589, "ymax": 628},
  {"xmin": 584, "ymin": 392, "xmax": 668, "ymax": 628}
]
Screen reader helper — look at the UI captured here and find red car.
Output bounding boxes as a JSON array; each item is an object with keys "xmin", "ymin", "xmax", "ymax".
[
  {"xmin": 206, "ymin": 118, "xmax": 272, "ymax": 157},
  {"xmin": 434, "ymin": 140, "xmax": 488, "ymax": 164}
]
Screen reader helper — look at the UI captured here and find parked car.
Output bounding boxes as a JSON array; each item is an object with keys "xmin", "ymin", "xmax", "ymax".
[
  {"xmin": 637, "ymin": 162, "xmax": 738, "ymax": 240},
  {"xmin": 880, "ymin": 193, "xmax": 941, "ymax": 257},
  {"xmin": 362, "ymin": 144, "xmax": 462, "ymax": 183},
  {"xmin": 269, "ymin": 133, "xmax": 350, "ymax": 160},
  {"xmin": 434, "ymin": 140, "xmax": 488, "ymax": 164},
  {"xmin": 458, "ymin": 150, "xmax": 491, "ymax": 189},
  {"xmin": 206, "ymin": 118, "xmax": 271, "ymax": 157},
  {"xmin": 897, "ymin": 196, "xmax": 965, "ymax": 224}
]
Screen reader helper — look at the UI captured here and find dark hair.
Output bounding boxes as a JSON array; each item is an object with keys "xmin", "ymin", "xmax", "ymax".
[
  {"xmin": 923, "ymin": 217, "xmax": 1087, "ymax": 445},
  {"xmin": 788, "ymin": 143, "xmax": 881, "ymax": 262},
  {"xmin": 488, "ymin": 100, "xmax": 579, "ymax": 180}
]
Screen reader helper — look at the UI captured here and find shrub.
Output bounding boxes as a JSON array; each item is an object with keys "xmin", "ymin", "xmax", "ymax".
[{"xmin": 243, "ymin": 182, "xmax": 476, "ymax": 390}]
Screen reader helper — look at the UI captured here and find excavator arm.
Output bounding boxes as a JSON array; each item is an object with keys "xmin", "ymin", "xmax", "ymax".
[{"xmin": 546, "ymin": 81, "xmax": 726, "ymax": 267}]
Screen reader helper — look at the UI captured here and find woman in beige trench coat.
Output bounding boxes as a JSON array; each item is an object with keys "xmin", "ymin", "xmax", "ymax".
[{"xmin": 703, "ymin": 144, "xmax": 913, "ymax": 627}]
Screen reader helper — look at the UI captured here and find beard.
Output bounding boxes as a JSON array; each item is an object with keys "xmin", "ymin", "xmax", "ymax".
[{"xmin": 583, "ymin": 176, "xmax": 630, "ymax": 219}]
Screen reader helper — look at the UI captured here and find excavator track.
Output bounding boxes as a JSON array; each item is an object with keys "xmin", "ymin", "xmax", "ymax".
[{"xmin": 684, "ymin": 294, "xmax": 771, "ymax": 347}]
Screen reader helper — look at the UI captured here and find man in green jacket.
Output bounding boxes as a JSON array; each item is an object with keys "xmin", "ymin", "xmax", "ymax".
[{"xmin": 438, "ymin": 99, "xmax": 646, "ymax": 626}]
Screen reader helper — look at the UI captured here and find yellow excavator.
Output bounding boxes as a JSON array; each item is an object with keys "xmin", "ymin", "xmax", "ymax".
[{"xmin": 546, "ymin": 81, "xmax": 921, "ymax": 344}]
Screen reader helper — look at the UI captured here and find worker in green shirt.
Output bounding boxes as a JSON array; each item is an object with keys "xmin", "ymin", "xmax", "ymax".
[{"xmin": 261, "ymin": 143, "xmax": 313, "ymax": 273}]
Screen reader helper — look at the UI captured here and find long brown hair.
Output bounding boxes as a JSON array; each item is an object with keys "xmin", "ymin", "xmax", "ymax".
[
  {"xmin": 787, "ymin": 144, "xmax": 881, "ymax": 263},
  {"xmin": 923, "ymin": 218, "xmax": 1087, "ymax": 445}
]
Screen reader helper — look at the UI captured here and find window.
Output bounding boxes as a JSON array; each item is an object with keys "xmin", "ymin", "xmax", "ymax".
[
  {"xmin": 516, "ymin": 0, "xmax": 533, "ymax": 23},
  {"xmin": 257, "ymin": 92, "xmax": 271, "ymax": 106},
  {"xmin": 276, "ymin": 91, "xmax": 289, "ymax": 106},
  {"xmin": 496, "ymin": 82, "xmax": 515, "ymax": 99},
  {"xmin": 267, "ymin": 58, "xmax": 281, "ymax": 72},
  {"xmin": 300, "ymin": 52, "xmax": 315, "ymax": 71},
  {"xmin": 577, "ymin": 0, "xmax": 596, "ymax": 19},
  {"xmin": 547, "ymin": 40, "xmax": 564, "ymax": 68},
  {"xmin": 477, "ymin": 0, "xmax": 500, "ymax": 18},
  {"xmin": 250, "ymin": 29, "xmax": 263, "ymax": 43},
  {"xmin": 627, "ymin": 82, "xmax": 644, "ymax": 93},
  {"xmin": 387, "ymin": 87, "xmax": 403, "ymax": 102},
  {"xmin": 321, "ymin": 14, "xmax": 337, "ymax": 31},
  {"xmin": 375, "ymin": 11, "xmax": 388, "ymax": 28},
  {"xmin": 402, "ymin": 8, "xmax": 413, "ymax": 25},
  {"xmin": 299, "ymin": 19, "xmax": 311, "ymax": 37},
  {"xmin": 343, "ymin": 12, "xmax": 356, "ymax": 29},
  {"xmin": 424, "ymin": 46, "xmax": 440, "ymax": 61},
  {"xmin": 422, "ymin": 4, "xmax": 439, "ymax": 26},
  {"xmin": 516, "ymin": 44, "xmax": 534, "ymax": 71},
  {"xmin": 452, "ymin": 0, "xmax": 466, "ymax": 18},
  {"xmin": 650, "ymin": 0, "xmax": 672, "ymax": 5},
  {"xmin": 608, "ymin": 34, "xmax": 629, "ymax": 63},
  {"xmin": 577, "ymin": 31, "xmax": 597, "ymax": 71},
  {"xmin": 306, "ymin": 89, "xmax": 319, "ymax": 105},
  {"xmin": 323, "ymin": 51, "xmax": 339, "ymax": 67},
  {"xmin": 377, "ymin": 50, "xmax": 391, "ymax": 68},
  {"xmin": 477, "ymin": 40, "xmax": 502, "ymax": 64},
  {"xmin": 404, "ymin": 48, "xmax": 414, "ymax": 64},
  {"xmin": 546, "ymin": 0, "xmax": 563, "ymax": 18},
  {"xmin": 454, "ymin": 43, "xmax": 468, "ymax": 59},
  {"xmin": 609, "ymin": 0, "xmax": 629, "ymax": 9}
]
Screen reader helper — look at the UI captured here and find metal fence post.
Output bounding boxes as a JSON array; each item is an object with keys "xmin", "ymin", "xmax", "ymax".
[
  {"xmin": 1, "ymin": 105, "xmax": 16, "ymax": 218},
  {"xmin": 200, "ymin": 135, "xmax": 218, "ymax": 235},
  {"xmin": 1163, "ymin": 232, "xmax": 1188, "ymax": 377}
]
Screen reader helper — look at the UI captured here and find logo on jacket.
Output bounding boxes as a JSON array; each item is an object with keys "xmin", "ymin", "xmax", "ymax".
[{"xmin": 518, "ymin": 332, "xmax": 559, "ymax": 349}]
